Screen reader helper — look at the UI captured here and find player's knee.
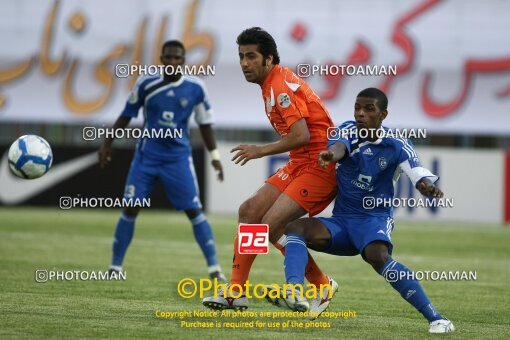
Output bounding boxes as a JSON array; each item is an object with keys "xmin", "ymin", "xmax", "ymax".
[
  {"xmin": 123, "ymin": 207, "xmax": 140, "ymax": 217},
  {"xmin": 185, "ymin": 208, "xmax": 202, "ymax": 220},
  {"xmin": 363, "ymin": 242, "xmax": 391, "ymax": 270},
  {"xmin": 305, "ymin": 230, "xmax": 329, "ymax": 251},
  {"xmin": 285, "ymin": 221, "xmax": 305, "ymax": 236},
  {"xmin": 265, "ymin": 218, "xmax": 286, "ymax": 244},
  {"xmin": 238, "ymin": 199, "xmax": 263, "ymax": 223}
]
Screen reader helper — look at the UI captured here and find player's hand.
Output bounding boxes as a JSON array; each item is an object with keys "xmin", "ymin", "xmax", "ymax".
[
  {"xmin": 211, "ymin": 160, "xmax": 224, "ymax": 182},
  {"xmin": 417, "ymin": 180, "xmax": 444, "ymax": 198},
  {"xmin": 230, "ymin": 144, "xmax": 263, "ymax": 166},
  {"xmin": 98, "ymin": 144, "xmax": 112, "ymax": 168},
  {"xmin": 318, "ymin": 150, "xmax": 335, "ymax": 168}
]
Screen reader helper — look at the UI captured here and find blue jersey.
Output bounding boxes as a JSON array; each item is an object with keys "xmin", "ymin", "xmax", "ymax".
[
  {"xmin": 120, "ymin": 75, "xmax": 214, "ymax": 160},
  {"xmin": 329, "ymin": 121, "xmax": 432, "ymax": 218}
]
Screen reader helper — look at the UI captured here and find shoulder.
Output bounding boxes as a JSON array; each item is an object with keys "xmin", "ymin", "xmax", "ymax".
[
  {"xmin": 137, "ymin": 75, "xmax": 161, "ymax": 90},
  {"xmin": 384, "ymin": 135, "xmax": 416, "ymax": 158},
  {"xmin": 338, "ymin": 120, "xmax": 356, "ymax": 129},
  {"xmin": 272, "ymin": 66, "xmax": 303, "ymax": 93},
  {"xmin": 183, "ymin": 76, "xmax": 208, "ymax": 92}
]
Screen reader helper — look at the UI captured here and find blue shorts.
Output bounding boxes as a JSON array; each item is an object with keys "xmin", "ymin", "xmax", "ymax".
[
  {"xmin": 123, "ymin": 152, "xmax": 202, "ymax": 211},
  {"xmin": 317, "ymin": 215, "xmax": 394, "ymax": 258}
]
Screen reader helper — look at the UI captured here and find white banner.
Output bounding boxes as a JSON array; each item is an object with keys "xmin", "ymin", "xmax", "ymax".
[
  {"xmin": 1, "ymin": 0, "xmax": 510, "ymax": 134},
  {"xmin": 207, "ymin": 143, "xmax": 505, "ymax": 223}
]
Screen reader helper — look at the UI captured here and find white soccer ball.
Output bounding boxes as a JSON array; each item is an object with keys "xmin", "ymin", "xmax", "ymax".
[{"xmin": 8, "ymin": 135, "xmax": 53, "ymax": 179}]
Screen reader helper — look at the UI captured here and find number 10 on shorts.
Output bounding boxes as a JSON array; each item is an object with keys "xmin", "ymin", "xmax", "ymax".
[{"xmin": 238, "ymin": 224, "xmax": 269, "ymax": 254}]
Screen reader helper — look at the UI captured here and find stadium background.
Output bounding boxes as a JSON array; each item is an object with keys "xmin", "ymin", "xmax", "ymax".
[
  {"xmin": 1, "ymin": 0, "xmax": 509, "ymax": 222},
  {"xmin": 1, "ymin": 0, "xmax": 509, "ymax": 338}
]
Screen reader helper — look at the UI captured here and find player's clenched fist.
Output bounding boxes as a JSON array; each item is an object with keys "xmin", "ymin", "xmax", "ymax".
[
  {"xmin": 318, "ymin": 150, "xmax": 335, "ymax": 168},
  {"xmin": 211, "ymin": 160, "xmax": 224, "ymax": 181},
  {"xmin": 417, "ymin": 179, "xmax": 444, "ymax": 198}
]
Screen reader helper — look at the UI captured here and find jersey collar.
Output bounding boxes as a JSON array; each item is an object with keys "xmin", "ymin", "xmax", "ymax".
[
  {"xmin": 262, "ymin": 64, "xmax": 279, "ymax": 88},
  {"xmin": 163, "ymin": 75, "xmax": 185, "ymax": 87}
]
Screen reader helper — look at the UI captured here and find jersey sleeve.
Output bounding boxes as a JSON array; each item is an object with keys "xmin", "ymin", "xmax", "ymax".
[
  {"xmin": 327, "ymin": 120, "xmax": 356, "ymax": 153},
  {"xmin": 274, "ymin": 80, "xmax": 309, "ymax": 128},
  {"xmin": 120, "ymin": 76, "xmax": 147, "ymax": 118},
  {"xmin": 193, "ymin": 79, "xmax": 215, "ymax": 125},
  {"xmin": 397, "ymin": 138, "xmax": 439, "ymax": 186}
]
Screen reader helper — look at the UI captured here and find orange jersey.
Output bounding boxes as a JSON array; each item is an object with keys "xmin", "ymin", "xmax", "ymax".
[{"xmin": 261, "ymin": 64, "xmax": 334, "ymax": 163}]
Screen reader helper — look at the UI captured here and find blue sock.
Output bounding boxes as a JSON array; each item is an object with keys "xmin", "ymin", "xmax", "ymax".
[
  {"xmin": 380, "ymin": 258, "xmax": 443, "ymax": 322},
  {"xmin": 190, "ymin": 213, "xmax": 218, "ymax": 267},
  {"xmin": 112, "ymin": 212, "xmax": 136, "ymax": 267},
  {"xmin": 284, "ymin": 234, "xmax": 309, "ymax": 285}
]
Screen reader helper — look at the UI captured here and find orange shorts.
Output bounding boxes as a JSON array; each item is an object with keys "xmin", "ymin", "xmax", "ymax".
[{"xmin": 266, "ymin": 161, "xmax": 337, "ymax": 216}]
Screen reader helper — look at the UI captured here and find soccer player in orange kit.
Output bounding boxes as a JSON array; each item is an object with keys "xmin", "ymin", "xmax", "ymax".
[{"xmin": 203, "ymin": 27, "xmax": 338, "ymax": 315}]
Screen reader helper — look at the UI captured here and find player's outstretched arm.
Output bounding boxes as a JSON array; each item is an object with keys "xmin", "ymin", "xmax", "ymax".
[
  {"xmin": 318, "ymin": 142, "xmax": 347, "ymax": 168},
  {"xmin": 416, "ymin": 178, "xmax": 444, "ymax": 198},
  {"xmin": 98, "ymin": 116, "xmax": 131, "ymax": 168},
  {"xmin": 198, "ymin": 124, "xmax": 224, "ymax": 182},
  {"xmin": 230, "ymin": 118, "xmax": 310, "ymax": 166}
]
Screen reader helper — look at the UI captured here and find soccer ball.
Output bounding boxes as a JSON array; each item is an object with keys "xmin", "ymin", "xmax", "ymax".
[{"xmin": 8, "ymin": 135, "xmax": 53, "ymax": 179}]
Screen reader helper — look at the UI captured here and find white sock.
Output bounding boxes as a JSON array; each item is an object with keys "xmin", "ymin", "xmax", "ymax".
[
  {"xmin": 109, "ymin": 265, "xmax": 123, "ymax": 272},
  {"xmin": 208, "ymin": 264, "xmax": 222, "ymax": 274}
]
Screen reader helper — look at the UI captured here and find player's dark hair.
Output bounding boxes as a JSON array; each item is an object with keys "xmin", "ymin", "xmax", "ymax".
[
  {"xmin": 236, "ymin": 27, "xmax": 280, "ymax": 65},
  {"xmin": 357, "ymin": 87, "xmax": 388, "ymax": 111},
  {"xmin": 162, "ymin": 40, "xmax": 186, "ymax": 54}
]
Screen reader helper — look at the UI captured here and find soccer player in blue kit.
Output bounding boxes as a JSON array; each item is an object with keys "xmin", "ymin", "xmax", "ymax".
[
  {"xmin": 98, "ymin": 40, "xmax": 226, "ymax": 282},
  {"xmin": 278, "ymin": 88, "xmax": 455, "ymax": 333}
]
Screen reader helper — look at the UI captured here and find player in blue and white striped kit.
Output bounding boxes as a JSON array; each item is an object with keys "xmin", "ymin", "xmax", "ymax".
[
  {"xmin": 278, "ymin": 88, "xmax": 454, "ymax": 333},
  {"xmin": 98, "ymin": 40, "xmax": 226, "ymax": 282}
]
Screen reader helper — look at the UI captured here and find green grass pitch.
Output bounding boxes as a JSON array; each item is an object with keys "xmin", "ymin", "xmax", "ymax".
[{"xmin": 0, "ymin": 207, "xmax": 509, "ymax": 339}]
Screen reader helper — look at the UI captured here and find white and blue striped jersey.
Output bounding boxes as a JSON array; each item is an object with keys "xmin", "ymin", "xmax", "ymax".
[
  {"xmin": 329, "ymin": 120, "xmax": 437, "ymax": 217},
  {"xmin": 120, "ymin": 75, "xmax": 214, "ymax": 160}
]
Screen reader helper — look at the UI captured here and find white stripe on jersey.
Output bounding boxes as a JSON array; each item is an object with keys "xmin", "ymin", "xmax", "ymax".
[
  {"xmin": 185, "ymin": 76, "xmax": 215, "ymax": 125},
  {"xmin": 395, "ymin": 138, "xmax": 417, "ymax": 158},
  {"xmin": 144, "ymin": 83, "xmax": 174, "ymax": 106},
  {"xmin": 350, "ymin": 138, "xmax": 382, "ymax": 157},
  {"xmin": 146, "ymin": 76, "xmax": 163, "ymax": 90}
]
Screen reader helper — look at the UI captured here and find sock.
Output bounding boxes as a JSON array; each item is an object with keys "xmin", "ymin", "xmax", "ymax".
[
  {"xmin": 230, "ymin": 234, "xmax": 257, "ymax": 292},
  {"xmin": 284, "ymin": 234, "xmax": 309, "ymax": 285},
  {"xmin": 275, "ymin": 234, "xmax": 330, "ymax": 286},
  {"xmin": 207, "ymin": 264, "xmax": 222, "ymax": 275},
  {"xmin": 305, "ymin": 253, "xmax": 330, "ymax": 286},
  {"xmin": 112, "ymin": 212, "xmax": 136, "ymax": 267},
  {"xmin": 380, "ymin": 258, "xmax": 443, "ymax": 322},
  {"xmin": 190, "ymin": 213, "xmax": 218, "ymax": 267}
]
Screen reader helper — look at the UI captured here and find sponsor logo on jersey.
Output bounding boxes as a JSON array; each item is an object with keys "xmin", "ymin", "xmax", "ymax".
[
  {"xmin": 362, "ymin": 147, "xmax": 373, "ymax": 156},
  {"xmin": 379, "ymin": 157, "xmax": 388, "ymax": 170}
]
